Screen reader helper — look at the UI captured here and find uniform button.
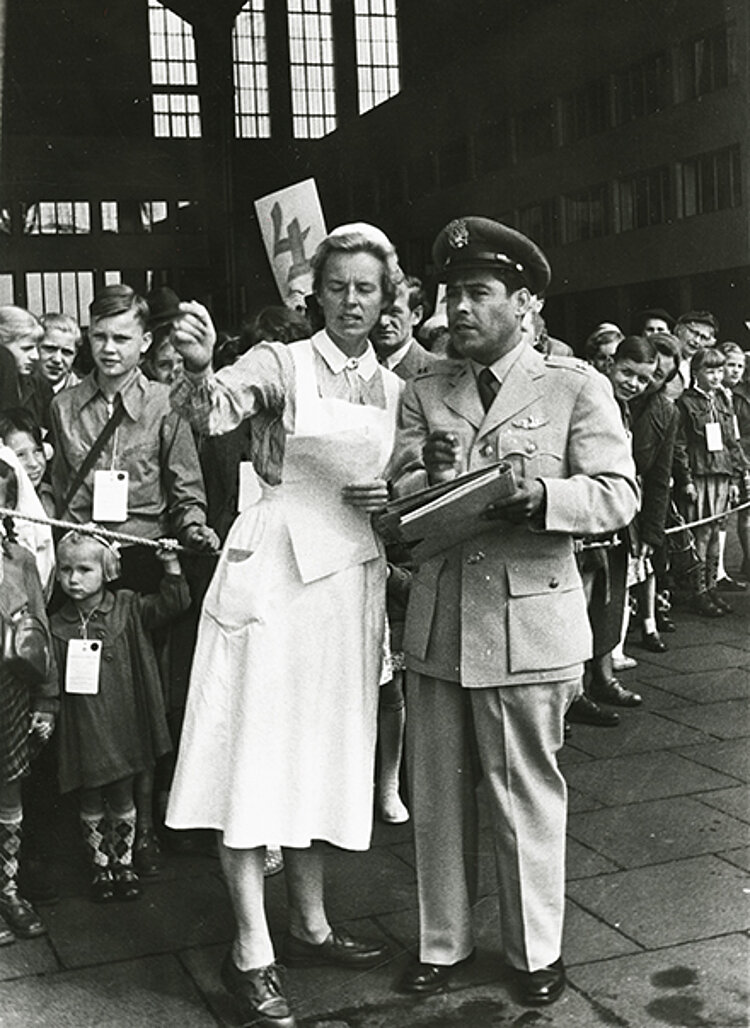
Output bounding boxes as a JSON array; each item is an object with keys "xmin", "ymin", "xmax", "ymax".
[
  {"xmin": 525, "ymin": 441, "xmax": 537, "ymax": 454},
  {"xmin": 103, "ymin": 652, "xmax": 114, "ymax": 662},
  {"xmin": 480, "ymin": 443, "xmax": 494, "ymax": 457},
  {"xmin": 549, "ymin": 577, "xmax": 559, "ymax": 589}
]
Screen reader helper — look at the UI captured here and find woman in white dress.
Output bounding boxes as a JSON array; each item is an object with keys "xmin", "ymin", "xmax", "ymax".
[{"xmin": 166, "ymin": 224, "xmax": 403, "ymax": 1028}]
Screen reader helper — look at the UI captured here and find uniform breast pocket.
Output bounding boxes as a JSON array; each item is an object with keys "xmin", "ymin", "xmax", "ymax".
[
  {"xmin": 499, "ymin": 426, "xmax": 564, "ymax": 480},
  {"xmin": 505, "ymin": 558, "xmax": 589, "ymax": 673}
]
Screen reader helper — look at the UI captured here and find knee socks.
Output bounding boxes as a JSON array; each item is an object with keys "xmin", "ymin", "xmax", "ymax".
[
  {"xmin": 0, "ymin": 810, "xmax": 23, "ymax": 898},
  {"xmin": 80, "ymin": 811, "xmax": 110, "ymax": 871},
  {"xmin": 106, "ymin": 806, "xmax": 137, "ymax": 869}
]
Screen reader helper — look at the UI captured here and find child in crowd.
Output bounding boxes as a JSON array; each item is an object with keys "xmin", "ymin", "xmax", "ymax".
[
  {"xmin": 50, "ymin": 533, "xmax": 190, "ymax": 902},
  {"xmin": 673, "ymin": 347, "xmax": 748, "ymax": 615},
  {"xmin": 0, "ymin": 455, "xmax": 57, "ymax": 945},
  {"xmin": 715, "ymin": 342, "xmax": 750, "ymax": 588},
  {"xmin": 38, "ymin": 313, "xmax": 82, "ymax": 393},
  {"xmin": 0, "ymin": 306, "xmax": 52, "ymax": 429},
  {"xmin": 50, "ymin": 284, "xmax": 218, "ymax": 876},
  {"xmin": 0, "ymin": 409, "xmax": 55, "ymax": 518}
]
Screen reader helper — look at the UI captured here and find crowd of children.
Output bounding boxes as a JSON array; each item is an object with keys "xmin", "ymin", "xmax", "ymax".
[{"xmin": 0, "ymin": 284, "xmax": 747, "ymax": 950}]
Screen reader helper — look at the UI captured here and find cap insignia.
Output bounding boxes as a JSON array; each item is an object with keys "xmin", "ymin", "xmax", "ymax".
[{"xmin": 446, "ymin": 219, "xmax": 470, "ymax": 250}]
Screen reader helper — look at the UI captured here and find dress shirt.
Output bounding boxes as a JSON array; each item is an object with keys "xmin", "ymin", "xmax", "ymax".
[{"xmin": 50, "ymin": 369, "xmax": 207, "ymax": 540}]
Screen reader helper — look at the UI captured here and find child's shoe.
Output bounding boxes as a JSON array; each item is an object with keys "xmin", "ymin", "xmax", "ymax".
[
  {"xmin": 91, "ymin": 869, "xmax": 116, "ymax": 903},
  {"xmin": 0, "ymin": 918, "xmax": 15, "ymax": 946},
  {"xmin": 133, "ymin": 828, "xmax": 163, "ymax": 877},
  {"xmin": 112, "ymin": 866, "xmax": 141, "ymax": 901},
  {"xmin": 0, "ymin": 892, "xmax": 47, "ymax": 937}
]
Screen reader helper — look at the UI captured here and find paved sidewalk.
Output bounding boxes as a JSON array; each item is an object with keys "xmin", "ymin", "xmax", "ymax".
[{"xmin": 0, "ymin": 588, "xmax": 748, "ymax": 1026}]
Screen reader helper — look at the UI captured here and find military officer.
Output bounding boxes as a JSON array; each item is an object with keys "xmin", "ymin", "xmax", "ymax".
[{"xmin": 392, "ymin": 217, "xmax": 638, "ymax": 1006}]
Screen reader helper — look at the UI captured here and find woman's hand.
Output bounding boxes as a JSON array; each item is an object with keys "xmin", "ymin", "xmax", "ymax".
[
  {"xmin": 729, "ymin": 482, "xmax": 740, "ymax": 506},
  {"xmin": 684, "ymin": 482, "xmax": 698, "ymax": 503},
  {"xmin": 342, "ymin": 480, "xmax": 389, "ymax": 512},
  {"xmin": 172, "ymin": 301, "xmax": 217, "ymax": 372},
  {"xmin": 638, "ymin": 541, "xmax": 654, "ymax": 559}
]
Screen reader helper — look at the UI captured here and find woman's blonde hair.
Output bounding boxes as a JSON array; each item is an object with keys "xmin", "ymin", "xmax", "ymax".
[{"xmin": 311, "ymin": 222, "xmax": 403, "ymax": 307}]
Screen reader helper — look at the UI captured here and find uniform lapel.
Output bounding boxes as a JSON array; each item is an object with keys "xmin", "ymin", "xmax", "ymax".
[
  {"xmin": 477, "ymin": 346, "xmax": 545, "ymax": 441},
  {"xmin": 443, "ymin": 362, "xmax": 485, "ymax": 429}
]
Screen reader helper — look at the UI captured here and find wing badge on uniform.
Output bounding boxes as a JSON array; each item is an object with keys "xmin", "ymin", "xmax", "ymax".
[{"xmin": 511, "ymin": 415, "xmax": 549, "ymax": 430}]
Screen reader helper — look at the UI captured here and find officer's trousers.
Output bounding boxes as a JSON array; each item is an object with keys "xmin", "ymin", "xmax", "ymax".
[{"xmin": 406, "ymin": 673, "xmax": 578, "ymax": 972}]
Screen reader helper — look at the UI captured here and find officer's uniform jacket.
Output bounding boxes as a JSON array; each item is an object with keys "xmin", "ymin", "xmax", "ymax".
[
  {"xmin": 391, "ymin": 338, "xmax": 439, "ymax": 381},
  {"xmin": 391, "ymin": 343, "xmax": 638, "ymax": 688}
]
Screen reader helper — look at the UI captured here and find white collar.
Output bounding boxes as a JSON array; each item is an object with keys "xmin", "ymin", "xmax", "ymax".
[
  {"xmin": 383, "ymin": 338, "xmax": 414, "ymax": 371},
  {"xmin": 311, "ymin": 329, "xmax": 379, "ymax": 381}
]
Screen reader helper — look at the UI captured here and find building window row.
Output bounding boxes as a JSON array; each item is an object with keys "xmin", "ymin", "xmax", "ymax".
[
  {"xmin": 511, "ymin": 145, "xmax": 741, "ymax": 250},
  {"xmin": 148, "ymin": 0, "xmax": 400, "ymax": 140},
  {"xmin": 0, "ymin": 200, "xmax": 201, "ymax": 237},
  {"xmin": 485, "ymin": 23, "xmax": 734, "ymax": 158}
]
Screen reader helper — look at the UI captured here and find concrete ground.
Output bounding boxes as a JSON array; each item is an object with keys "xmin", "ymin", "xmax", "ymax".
[{"xmin": 0, "ymin": 571, "xmax": 748, "ymax": 1026}]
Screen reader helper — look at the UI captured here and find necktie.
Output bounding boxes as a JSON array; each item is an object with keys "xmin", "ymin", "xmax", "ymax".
[{"xmin": 477, "ymin": 367, "xmax": 499, "ymax": 413}]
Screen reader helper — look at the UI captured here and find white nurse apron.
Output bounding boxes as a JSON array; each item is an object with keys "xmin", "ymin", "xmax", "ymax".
[{"xmin": 167, "ymin": 339, "xmax": 398, "ymax": 851}]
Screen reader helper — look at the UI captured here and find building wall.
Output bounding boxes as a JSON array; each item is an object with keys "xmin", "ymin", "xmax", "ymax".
[
  {"xmin": 1, "ymin": 0, "xmax": 747, "ymax": 342},
  {"xmin": 313, "ymin": 0, "xmax": 750, "ymax": 344}
]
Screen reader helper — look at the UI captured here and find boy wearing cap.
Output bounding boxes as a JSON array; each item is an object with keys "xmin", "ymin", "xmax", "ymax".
[{"xmin": 392, "ymin": 217, "xmax": 638, "ymax": 1006}]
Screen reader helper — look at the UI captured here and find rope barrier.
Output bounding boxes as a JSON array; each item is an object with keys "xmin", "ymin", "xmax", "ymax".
[
  {"xmin": 2, "ymin": 499, "xmax": 749, "ymax": 549},
  {"xmin": 0, "ymin": 506, "xmax": 199, "ymax": 554},
  {"xmin": 663, "ymin": 499, "xmax": 750, "ymax": 535}
]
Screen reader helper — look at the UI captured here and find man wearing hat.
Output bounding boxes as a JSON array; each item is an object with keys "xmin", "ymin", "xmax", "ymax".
[
  {"xmin": 667, "ymin": 310, "xmax": 719, "ymax": 400},
  {"xmin": 391, "ymin": 217, "xmax": 638, "ymax": 1006}
]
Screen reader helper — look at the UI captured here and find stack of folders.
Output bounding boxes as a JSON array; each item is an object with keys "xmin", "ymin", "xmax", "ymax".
[{"xmin": 383, "ymin": 461, "xmax": 516, "ymax": 560}]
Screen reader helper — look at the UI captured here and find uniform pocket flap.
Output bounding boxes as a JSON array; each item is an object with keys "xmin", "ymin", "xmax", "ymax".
[{"xmin": 506, "ymin": 559, "xmax": 579, "ymax": 597}]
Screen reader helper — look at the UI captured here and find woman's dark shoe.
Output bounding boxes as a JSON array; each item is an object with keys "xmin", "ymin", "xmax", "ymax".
[
  {"xmin": 0, "ymin": 892, "xmax": 47, "ymax": 937},
  {"xmin": 282, "ymin": 926, "xmax": 389, "ymax": 968},
  {"xmin": 112, "ymin": 866, "xmax": 141, "ymax": 901},
  {"xmin": 220, "ymin": 954, "xmax": 296, "ymax": 1028},
  {"xmin": 90, "ymin": 869, "xmax": 116, "ymax": 903},
  {"xmin": 639, "ymin": 630, "xmax": 667, "ymax": 653},
  {"xmin": 590, "ymin": 678, "xmax": 642, "ymax": 707},
  {"xmin": 708, "ymin": 590, "xmax": 733, "ymax": 614},
  {"xmin": 566, "ymin": 694, "xmax": 619, "ymax": 727}
]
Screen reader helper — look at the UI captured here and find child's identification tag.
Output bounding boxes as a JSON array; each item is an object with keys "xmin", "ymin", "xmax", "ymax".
[
  {"xmin": 237, "ymin": 462, "xmax": 262, "ymax": 512},
  {"xmin": 65, "ymin": 639, "xmax": 102, "ymax": 695},
  {"xmin": 705, "ymin": 422, "xmax": 723, "ymax": 452},
  {"xmin": 92, "ymin": 469, "xmax": 129, "ymax": 522}
]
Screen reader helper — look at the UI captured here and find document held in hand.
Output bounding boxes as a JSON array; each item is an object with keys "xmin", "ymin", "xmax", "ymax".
[{"xmin": 384, "ymin": 461, "xmax": 516, "ymax": 560}]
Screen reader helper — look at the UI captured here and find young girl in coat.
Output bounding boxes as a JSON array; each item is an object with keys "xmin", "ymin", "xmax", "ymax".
[
  {"xmin": 50, "ymin": 533, "xmax": 189, "ymax": 902},
  {"xmin": 0, "ymin": 455, "xmax": 57, "ymax": 945},
  {"xmin": 673, "ymin": 347, "xmax": 747, "ymax": 615}
]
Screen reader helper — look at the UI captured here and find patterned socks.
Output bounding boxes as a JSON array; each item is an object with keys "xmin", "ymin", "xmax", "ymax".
[
  {"xmin": 0, "ymin": 811, "xmax": 23, "ymax": 898},
  {"xmin": 107, "ymin": 808, "xmax": 137, "ymax": 869},
  {"xmin": 80, "ymin": 811, "xmax": 110, "ymax": 870}
]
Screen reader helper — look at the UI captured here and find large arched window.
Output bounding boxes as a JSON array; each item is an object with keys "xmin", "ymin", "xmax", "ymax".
[
  {"xmin": 287, "ymin": 0, "xmax": 337, "ymax": 138},
  {"xmin": 233, "ymin": 1, "xmax": 271, "ymax": 138},
  {"xmin": 148, "ymin": 0, "xmax": 202, "ymax": 138},
  {"xmin": 355, "ymin": 0, "xmax": 400, "ymax": 113}
]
